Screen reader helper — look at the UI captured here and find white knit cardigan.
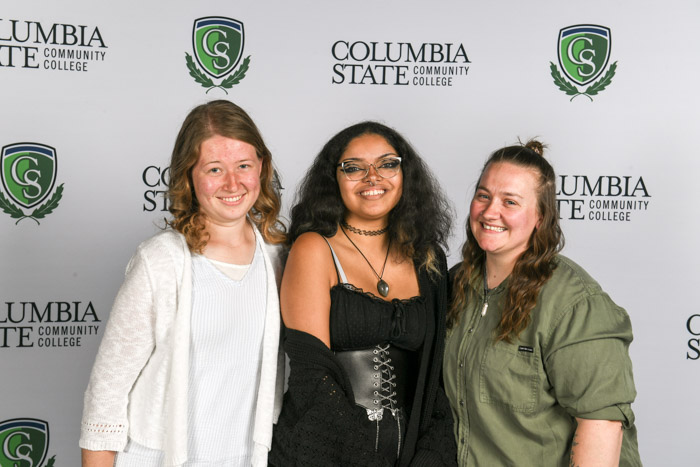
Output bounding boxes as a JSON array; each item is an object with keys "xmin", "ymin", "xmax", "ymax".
[{"xmin": 79, "ymin": 228, "xmax": 285, "ymax": 466}]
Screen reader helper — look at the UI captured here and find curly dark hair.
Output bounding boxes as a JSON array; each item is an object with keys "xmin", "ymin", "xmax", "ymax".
[
  {"xmin": 288, "ymin": 121, "xmax": 452, "ymax": 275},
  {"xmin": 166, "ymin": 100, "xmax": 285, "ymax": 251},
  {"xmin": 448, "ymin": 140, "xmax": 565, "ymax": 341}
]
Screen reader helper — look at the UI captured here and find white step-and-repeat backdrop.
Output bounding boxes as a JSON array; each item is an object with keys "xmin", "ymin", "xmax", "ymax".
[{"xmin": 2, "ymin": 0, "xmax": 697, "ymax": 465}]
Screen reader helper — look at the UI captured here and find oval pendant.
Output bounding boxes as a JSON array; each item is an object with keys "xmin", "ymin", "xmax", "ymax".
[{"xmin": 377, "ymin": 279, "xmax": 389, "ymax": 297}]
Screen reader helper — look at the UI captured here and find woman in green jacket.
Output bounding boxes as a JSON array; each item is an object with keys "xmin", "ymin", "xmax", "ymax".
[{"xmin": 444, "ymin": 140, "xmax": 642, "ymax": 466}]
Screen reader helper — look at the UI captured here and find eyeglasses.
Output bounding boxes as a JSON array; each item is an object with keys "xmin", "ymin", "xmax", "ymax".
[{"xmin": 337, "ymin": 155, "xmax": 402, "ymax": 181}]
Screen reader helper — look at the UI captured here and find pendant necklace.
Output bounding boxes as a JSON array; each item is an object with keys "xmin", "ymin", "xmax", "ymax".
[
  {"xmin": 340, "ymin": 224, "xmax": 391, "ymax": 297},
  {"xmin": 481, "ymin": 262, "xmax": 491, "ymax": 316}
]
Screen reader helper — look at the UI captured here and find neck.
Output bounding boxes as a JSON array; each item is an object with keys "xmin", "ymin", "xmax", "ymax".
[
  {"xmin": 342, "ymin": 220, "xmax": 388, "ymax": 237},
  {"xmin": 202, "ymin": 217, "xmax": 257, "ymax": 264},
  {"xmin": 340, "ymin": 223, "xmax": 389, "ymax": 247},
  {"xmin": 484, "ymin": 254, "xmax": 516, "ymax": 289},
  {"xmin": 205, "ymin": 217, "xmax": 253, "ymax": 248},
  {"xmin": 343, "ymin": 213, "xmax": 389, "ymax": 233}
]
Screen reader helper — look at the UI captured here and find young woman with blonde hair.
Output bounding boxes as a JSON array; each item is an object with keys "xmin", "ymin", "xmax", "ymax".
[{"xmin": 80, "ymin": 100, "xmax": 286, "ymax": 467}]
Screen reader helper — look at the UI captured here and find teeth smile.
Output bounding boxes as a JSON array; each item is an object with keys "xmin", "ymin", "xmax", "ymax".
[
  {"xmin": 361, "ymin": 189, "xmax": 385, "ymax": 196},
  {"xmin": 483, "ymin": 224, "xmax": 506, "ymax": 232},
  {"xmin": 221, "ymin": 194, "xmax": 243, "ymax": 202}
]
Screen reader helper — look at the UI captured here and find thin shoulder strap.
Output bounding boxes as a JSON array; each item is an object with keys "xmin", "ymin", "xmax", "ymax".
[{"xmin": 321, "ymin": 236, "xmax": 348, "ymax": 284}]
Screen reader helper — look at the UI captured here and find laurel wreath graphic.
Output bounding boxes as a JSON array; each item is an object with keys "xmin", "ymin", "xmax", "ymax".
[
  {"xmin": 0, "ymin": 190, "xmax": 24, "ymax": 219},
  {"xmin": 0, "ymin": 183, "xmax": 64, "ymax": 225},
  {"xmin": 550, "ymin": 61, "xmax": 617, "ymax": 101},
  {"xmin": 45, "ymin": 455, "xmax": 56, "ymax": 467},
  {"xmin": 185, "ymin": 53, "xmax": 251, "ymax": 94}
]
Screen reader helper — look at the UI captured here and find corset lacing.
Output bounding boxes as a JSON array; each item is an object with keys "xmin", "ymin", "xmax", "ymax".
[
  {"xmin": 369, "ymin": 344, "xmax": 402, "ymax": 456},
  {"xmin": 371, "ymin": 344, "xmax": 398, "ymax": 418}
]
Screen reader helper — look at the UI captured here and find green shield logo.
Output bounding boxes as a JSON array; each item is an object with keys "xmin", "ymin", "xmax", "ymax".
[
  {"xmin": 193, "ymin": 17, "xmax": 244, "ymax": 78},
  {"xmin": 1, "ymin": 143, "xmax": 57, "ymax": 209},
  {"xmin": 0, "ymin": 419, "xmax": 49, "ymax": 467},
  {"xmin": 558, "ymin": 25, "xmax": 611, "ymax": 86}
]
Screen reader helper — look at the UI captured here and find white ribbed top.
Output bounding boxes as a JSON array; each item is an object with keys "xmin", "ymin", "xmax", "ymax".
[{"xmin": 115, "ymin": 239, "xmax": 266, "ymax": 467}]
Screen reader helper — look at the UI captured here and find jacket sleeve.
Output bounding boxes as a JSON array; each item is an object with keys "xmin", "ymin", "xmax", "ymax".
[
  {"xmin": 410, "ymin": 385, "xmax": 458, "ymax": 466},
  {"xmin": 79, "ymin": 247, "xmax": 158, "ymax": 451},
  {"xmin": 409, "ymin": 250, "xmax": 458, "ymax": 466},
  {"xmin": 269, "ymin": 329, "xmax": 392, "ymax": 467},
  {"xmin": 544, "ymin": 292, "xmax": 637, "ymax": 427}
]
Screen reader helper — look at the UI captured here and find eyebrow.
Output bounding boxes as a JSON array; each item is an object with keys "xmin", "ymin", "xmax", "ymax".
[
  {"xmin": 340, "ymin": 153, "xmax": 398, "ymax": 162},
  {"xmin": 476, "ymin": 186, "xmax": 524, "ymax": 198},
  {"xmin": 202, "ymin": 158, "xmax": 256, "ymax": 165}
]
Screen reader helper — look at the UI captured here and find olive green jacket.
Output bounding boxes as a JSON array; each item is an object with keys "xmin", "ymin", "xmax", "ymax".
[{"xmin": 443, "ymin": 255, "xmax": 641, "ymax": 466}]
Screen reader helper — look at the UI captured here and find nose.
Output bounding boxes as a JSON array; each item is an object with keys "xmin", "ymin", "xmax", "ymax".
[
  {"xmin": 481, "ymin": 199, "xmax": 499, "ymax": 219},
  {"xmin": 223, "ymin": 171, "xmax": 240, "ymax": 191},
  {"xmin": 364, "ymin": 164, "xmax": 382, "ymax": 183}
]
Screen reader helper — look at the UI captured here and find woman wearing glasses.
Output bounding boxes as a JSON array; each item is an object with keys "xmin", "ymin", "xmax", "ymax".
[{"xmin": 269, "ymin": 122, "xmax": 457, "ymax": 466}]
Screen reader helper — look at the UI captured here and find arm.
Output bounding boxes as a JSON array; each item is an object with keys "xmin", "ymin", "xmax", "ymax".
[
  {"xmin": 411, "ymin": 254, "xmax": 458, "ymax": 466},
  {"xmin": 411, "ymin": 386, "xmax": 458, "ymax": 466},
  {"xmin": 80, "ymin": 247, "xmax": 158, "ymax": 451},
  {"xmin": 272, "ymin": 234, "xmax": 391, "ymax": 466},
  {"xmin": 569, "ymin": 418, "xmax": 623, "ymax": 467},
  {"xmin": 270, "ymin": 329, "xmax": 391, "ymax": 467},
  {"xmin": 81, "ymin": 449, "xmax": 115, "ymax": 467},
  {"xmin": 279, "ymin": 232, "xmax": 336, "ymax": 347},
  {"xmin": 544, "ymin": 291, "xmax": 637, "ymax": 466}
]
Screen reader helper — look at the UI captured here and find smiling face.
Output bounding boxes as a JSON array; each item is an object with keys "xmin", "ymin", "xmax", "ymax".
[
  {"xmin": 469, "ymin": 161, "xmax": 542, "ymax": 269},
  {"xmin": 191, "ymin": 134, "xmax": 262, "ymax": 228},
  {"xmin": 337, "ymin": 133, "xmax": 403, "ymax": 225}
]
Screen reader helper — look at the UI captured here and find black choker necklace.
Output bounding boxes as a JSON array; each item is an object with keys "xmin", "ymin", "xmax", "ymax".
[
  {"xmin": 341, "ymin": 221, "xmax": 388, "ymax": 236},
  {"xmin": 340, "ymin": 225, "xmax": 391, "ymax": 297}
]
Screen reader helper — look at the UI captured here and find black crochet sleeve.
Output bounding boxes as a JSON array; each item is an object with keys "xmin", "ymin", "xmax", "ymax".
[
  {"xmin": 410, "ymin": 386, "xmax": 458, "ymax": 466},
  {"xmin": 269, "ymin": 329, "xmax": 392, "ymax": 467},
  {"xmin": 407, "ymin": 250, "xmax": 457, "ymax": 466}
]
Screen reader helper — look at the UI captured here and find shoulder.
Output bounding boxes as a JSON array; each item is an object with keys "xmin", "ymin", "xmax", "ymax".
[
  {"xmin": 539, "ymin": 255, "xmax": 628, "ymax": 327},
  {"xmin": 288, "ymin": 231, "xmax": 334, "ymax": 261},
  {"xmin": 263, "ymin": 241, "xmax": 287, "ymax": 263},
  {"xmin": 261, "ymin": 237, "xmax": 289, "ymax": 284},
  {"xmin": 547, "ymin": 255, "xmax": 603, "ymax": 297},
  {"xmin": 280, "ymin": 232, "xmax": 336, "ymax": 345},
  {"xmin": 432, "ymin": 244, "xmax": 448, "ymax": 269},
  {"xmin": 127, "ymin": 229, "xmax": 188, "ymax": 275},
  {"xmin": 136, "ymin": 229, "xmax": 187, "ymax": 257},
  {"xmin": 448, "ymin": 261, "xmax": 461, "ymax": 282},
  {"xmin": 283, "ymin": 232, "xmax": 337, "ymax": 289},
  {"xmin": 258, "ymin": 221, "xmax": 287, "ymax": 259},
  {"xmin": 448, "ymin": 260, "xmax": 478, "ymax": 294},
  {"xmin": 423, "ymin": 244, "xmax": 448, "ymax": 285},
  {"xmin": 263, "ymin": 240, "xmax": 285, "ymax": 257},
  {"xmin": 541, "ymin": 257, "xmax": 633, "ymax": 353}
]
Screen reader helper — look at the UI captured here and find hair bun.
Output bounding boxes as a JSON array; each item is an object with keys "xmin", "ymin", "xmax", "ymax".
[{"xmin": 525, "ymin": 139, "xmax": 545, "ymax": 156}]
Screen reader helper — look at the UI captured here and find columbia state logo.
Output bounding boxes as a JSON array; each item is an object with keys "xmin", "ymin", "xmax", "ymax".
[
  {"xmin": 0, "ymin": 143, "xmax": 64, "ymax": 225},
  {"xmin": 0, "ymin": 418, "xmax": 56, "ymax": 467},
  {"xmin": 185, "ymin": 16, "xmax": 251, "ymax": 94},
  {"xmin": 550, "ymin": 24, "xmax": 617, "ymax": 101}
]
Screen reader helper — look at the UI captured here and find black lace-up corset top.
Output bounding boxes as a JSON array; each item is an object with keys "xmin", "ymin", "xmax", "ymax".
[{"xmin": 329, "ymin": 284, "xmax": 427, "ymax": 352}]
